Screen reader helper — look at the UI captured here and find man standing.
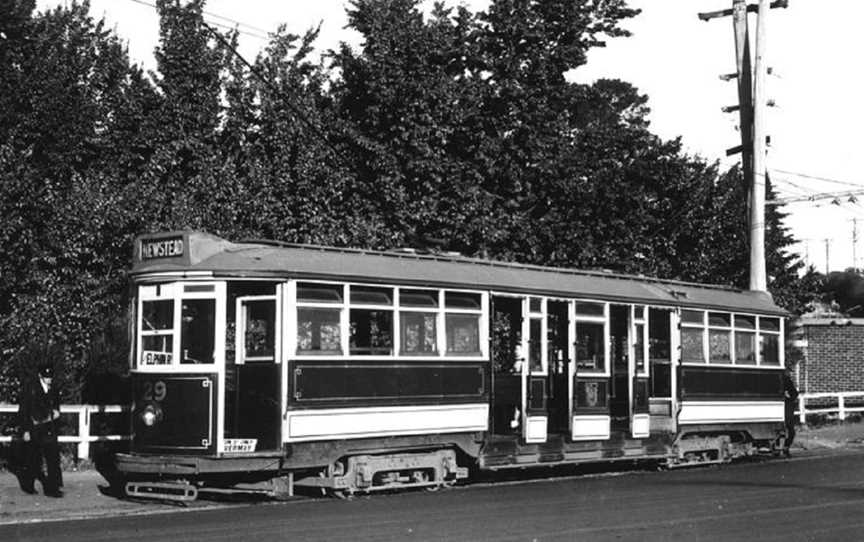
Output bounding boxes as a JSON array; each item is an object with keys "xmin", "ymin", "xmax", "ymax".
[
  {"xmin": 18, "ymin": 365, "xmax": 63, "ymax": 497},
  {"xmin": 783, "ymin": 370, "xmax": 800, "ymax": 451}
]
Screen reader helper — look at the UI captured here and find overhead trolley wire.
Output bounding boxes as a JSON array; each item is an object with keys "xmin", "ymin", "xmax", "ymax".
[
  {"xmin": 128, "ymin": 0, "xmax": 270, "ymax": 41},
  {"xmin": 771, "ymin": 168, "xmax": 864, "ymax": 190}
]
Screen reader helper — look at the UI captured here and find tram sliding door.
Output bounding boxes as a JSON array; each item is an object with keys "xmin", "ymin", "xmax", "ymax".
[
  {"xmin": 631, "ymin": 306, "xmax": 650, "ymax": 438},
  {"xmin": 524, "ymin": 297, "xmax": 573, "ymax": 441},
  {"xmin": 609, "ymin": 304, "xmax": 650, "ymax": 438},
  {"xmin": 545, "ymin": 300, "xmax": 571, "ymax": 434},
  {"xmin": 490, "ymin": 296, "xmax": 523, "ymax": 435},
  {"xmin": 572, "ymin": 302, "xmax": 611, "ymax": 441},
  {"xmin": 524, "ymin": 297, "xmax": 547, "ymax": 443}
]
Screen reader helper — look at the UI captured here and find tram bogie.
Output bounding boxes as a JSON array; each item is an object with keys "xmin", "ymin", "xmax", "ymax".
[
  {"xmin": 293, "ymin": 448, "xmax": 467, "ymax": 495},
  {"xmin": 115, "ymin": 231, "xmax": 792, "ymax": 500}
]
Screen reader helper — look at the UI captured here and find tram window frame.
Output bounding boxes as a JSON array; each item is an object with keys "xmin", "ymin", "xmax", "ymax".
[
  {"xmin": 679, "ymin": 309, "xmax": 783, "ymax": 367},
  {"xmin": 733, "ymin": 314, "xmax": 757, "ymax": 365},
  {"xmin": 135, "ymin": 282, "xmax": 223, "ymax": 371},
  {"xmin": 443, "ymin": 290, "xmax": 484, "ymax": 357},
  {"xmin": 525, "ymin": 297, "xmax": 546, "ymax": 374},
  {"xmin": 179, "ymin": 298, "xmax": 216, "ymax": 364},
  {"xmin": 348, "ymin": 285, "xmax": 395, "ymax": 356},
  {"xmin": 680, "ymin": 310, "xmax": 707, "ymax": 364},
  {"xmin": 295, "ymin": 281, "xmax": 346, "ymax": 356},
  {"xmin": 758, "ymin": 316, "xmax": 782, "ymax": 366},
  {"xmin": 633, "ymin": 305, "xmax": 649, "ymax": 376},
  {"xmin": 140, "ymin": 299, "xmax": 175, "ymax": 366},
  {"xmin": 707, "ymin": 312, "xmax": 733, "ymax": 365},
  {"xmin": 574, "ymin": 301, "xmax": 609, "ymax": 377},
  {"xmin": 236, "ymin": 295, "xmax": 277, "ymax": 364},
  {"xmin": 291, "ymin": 281, "xmax": 487, "ymax": 360}
]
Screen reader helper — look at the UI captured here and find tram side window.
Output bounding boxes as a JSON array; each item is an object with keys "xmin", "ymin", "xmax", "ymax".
[
  {"xmin": 734, "ymin": 315, "xmax": 757, "ymax": 365},
  {"xmin": 141, "ymin": 300, "xmax": 174, "ymax": 365},
  {"xmin": 180, "ymin": 299, "xmax": 215, "ymax": 364},
  {"xmin": 680, "ymin": 310, "xmax": 705, "ymax": 364},
  {"xmin": 634, "ymin": 322, "xmax": 646, "ymax": 373},
  {"xmin": 400, "ymin": 312, "xmax": 437, "ymax": 355},
  {"xmin": 707, "ymin": 312, "xmax": 732, "ymax": 364},
  {"xmin": 759, "ymin": 317, "xmax": 781, "ymax": 365},
  {"xmin": 681, "ymin": 310, "xmax": 782, "ymax": 366},
  {"xmin": 350, "ymin": 309, "xmax": 394, "ymax": 355},
  {"xmin": 444, "ymin": 292, "xmax": 482, "ymax": 356},
  {"xmin": 399, "ymin": 289, "xmax": 438, "ymax": 356},
  {"xmin": 575, "ymin": 321, "xmax": 605, "ymax": 372},
  {"xmin": 296, "ymin": 282, "xmax": 344, "ymax": 356},
  {"xmin": 649, "ymin": 308, "xmax": 672, "ymax": 398},
  {"xmin": 243, "ymin": 300, "xmax": 275, "ymax": 361},
  {"xmin": 349, "ymin": 286, "xmax": 394, "ymax": 356},
  {"xmin": 297, "ymin": 309, "xmax": 342, "ymax": 355}
]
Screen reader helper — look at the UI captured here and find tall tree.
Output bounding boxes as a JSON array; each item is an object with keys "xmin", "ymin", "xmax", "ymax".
[{"xmin": 0, "ymin": 0, "xmax": 145, "ymax": 400}]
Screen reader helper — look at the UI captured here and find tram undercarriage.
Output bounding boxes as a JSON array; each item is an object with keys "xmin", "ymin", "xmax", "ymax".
[{"xmin": 114, "ymin": 421, "xmax": 789, "ymax": 502}]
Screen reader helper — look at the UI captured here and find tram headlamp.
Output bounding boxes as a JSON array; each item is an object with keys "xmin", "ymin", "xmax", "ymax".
[{"xmin": 141, "ymin": 404, "xmax": 162, "ymax": 427}]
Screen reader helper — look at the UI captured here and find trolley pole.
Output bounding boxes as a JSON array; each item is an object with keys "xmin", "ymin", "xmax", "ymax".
[{"xmin": 698, "ymin": 0, "xmax": 788, "ymax": 293}]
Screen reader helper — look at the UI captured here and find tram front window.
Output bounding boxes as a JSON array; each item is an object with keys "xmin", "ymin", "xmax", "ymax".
[
  {"xmin": 180, "ymin": 299, "xmax": 215, "ymax": 364},
  {"xmin": 141, "ymin": 300, "xmax": 174, "ymax": 365}
]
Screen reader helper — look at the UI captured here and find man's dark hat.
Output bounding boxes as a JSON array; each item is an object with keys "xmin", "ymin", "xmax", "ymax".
[{"xmin": 38, "ymin": 365, "xmax": 54, "ymax": 378}]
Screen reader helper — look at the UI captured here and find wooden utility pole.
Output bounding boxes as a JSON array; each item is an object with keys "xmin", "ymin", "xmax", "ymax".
[
  {"xmin": 732, "ymin": 0, "xmax": 753, "ymax": 196},
  {"xmin": 698, "ymin": 0, "xmax": 788, "ymax": 292},
  {"xmin": 749, "ymin": 0, "xmax": 771, "ymax": 291}
]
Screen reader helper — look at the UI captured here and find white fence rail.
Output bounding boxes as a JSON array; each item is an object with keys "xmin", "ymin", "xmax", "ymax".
[
  {"xmin": 797, "ymin": 392, "xmax": 864, "ymax": 424},
  {"xmin": 0, "ymin": 404, "xmax": 130, "ymax": 459}
]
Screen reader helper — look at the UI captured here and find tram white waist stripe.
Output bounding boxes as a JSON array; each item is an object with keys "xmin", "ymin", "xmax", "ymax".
[
  {"xmin": 678, "ymin": 401, "xmax": 784, "ymax": 424},
  {"xmin": 285, "ymin": 403, "xmax": 489, "ymax": 442}
]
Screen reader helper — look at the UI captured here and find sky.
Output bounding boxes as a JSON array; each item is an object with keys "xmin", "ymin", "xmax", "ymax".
[{"xmin": 34, "ymin": 0, "xmax": 864, "ymax": 274}]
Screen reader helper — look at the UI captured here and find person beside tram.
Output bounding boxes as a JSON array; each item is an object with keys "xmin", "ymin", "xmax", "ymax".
[
  {"xmin": 18, "ymin": 364, "xmax": 63, "ymax": 497},
  {"xmin": 783, "ymin": 370, "xmax": 800, "ymax": 450}
]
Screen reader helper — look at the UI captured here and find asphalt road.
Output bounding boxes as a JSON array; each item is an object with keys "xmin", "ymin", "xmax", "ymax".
[{"xmin": 4, "ymin": 451, "xmax": 864, "ymax": 541}]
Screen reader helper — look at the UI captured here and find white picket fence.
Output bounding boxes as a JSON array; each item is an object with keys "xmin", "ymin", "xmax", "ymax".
[
  {"xmin": 0, "ymin": 404, "xmax": 130, "ymax": 459},
  {"xmin": 797, "ymin": 392, "xmax": 864, "ymax": 424}
]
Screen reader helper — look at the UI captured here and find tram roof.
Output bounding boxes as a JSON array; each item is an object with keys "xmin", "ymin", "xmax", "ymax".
[{"xmin": 132, "ymin": 231, "xmax": 786, "ymax": 316}]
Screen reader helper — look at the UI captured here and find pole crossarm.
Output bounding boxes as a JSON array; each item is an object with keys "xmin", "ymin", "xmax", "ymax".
[{"xmin": 698, "ymin": 0, "xmax": 789, "ymax": 21}]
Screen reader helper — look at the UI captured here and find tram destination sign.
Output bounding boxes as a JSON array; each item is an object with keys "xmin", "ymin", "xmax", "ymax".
[{"xmin": 140, "ymin": 236, "xmax": 185, "ymax": 260}]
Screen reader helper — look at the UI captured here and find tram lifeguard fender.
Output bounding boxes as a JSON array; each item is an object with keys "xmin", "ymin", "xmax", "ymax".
[{"xmin": 133, "ymin": 231, "xmax": 230, "ymax": 271}]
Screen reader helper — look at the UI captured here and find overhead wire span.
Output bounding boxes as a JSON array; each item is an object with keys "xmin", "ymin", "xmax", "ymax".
[
  {"xmin": 770, "ymin": 168, "xmax": 864, "ymax": 189},
  {"xmin": 128, "ymin": 0, "xmax": 270, "ymax": 40}
]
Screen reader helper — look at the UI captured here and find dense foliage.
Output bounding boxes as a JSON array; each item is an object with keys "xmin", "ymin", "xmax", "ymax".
[{"xmin": 0, "ymin": 0, "xmax": 818, "ymax": 401}]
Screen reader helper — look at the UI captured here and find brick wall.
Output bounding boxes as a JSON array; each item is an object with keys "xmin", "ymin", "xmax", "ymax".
[{"xmin": 799, "ymin": 319, "xmax": 864, "ymax": 393}]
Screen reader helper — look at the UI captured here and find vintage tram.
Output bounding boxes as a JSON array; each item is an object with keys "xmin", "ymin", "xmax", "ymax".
[{"xmin": 115, "ymin": 231, "xmax": 789, "ymax": 500}]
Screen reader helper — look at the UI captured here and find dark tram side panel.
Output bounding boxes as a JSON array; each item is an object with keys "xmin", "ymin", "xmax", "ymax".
[
  {"xmin": 291, "ymin": 360, "xmax": 487, "ymax": 406},
  {"xmin": 680, "ymin": 366, "xmax": 783, "ymax": 401},
  {"xmin": 132, "ymin": 373, "xmax": 218, "ymax": 454}
]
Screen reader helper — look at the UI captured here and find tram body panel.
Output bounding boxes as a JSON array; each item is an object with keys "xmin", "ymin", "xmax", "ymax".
[{"xmin": 131, "ymin": 373, "xmax": 218, "ymax": 454}]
